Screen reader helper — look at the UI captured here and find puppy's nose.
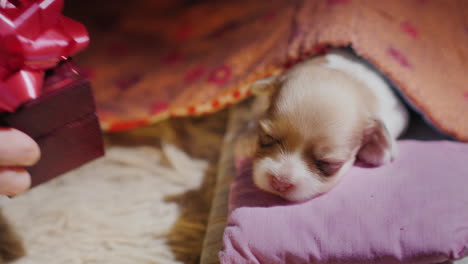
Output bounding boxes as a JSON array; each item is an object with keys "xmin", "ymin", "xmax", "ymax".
[{"xmin": 270, "ymin": 175, "xmax": 294, "ymax": 193}]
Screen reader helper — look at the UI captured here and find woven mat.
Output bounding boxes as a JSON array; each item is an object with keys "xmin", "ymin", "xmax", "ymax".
[{"xmin": 200, "ymin": 98, "xmax": 259, "ymax": 264}]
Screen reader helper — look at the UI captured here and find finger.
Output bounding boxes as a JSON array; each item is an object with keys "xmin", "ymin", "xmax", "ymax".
[
  {"xmin": 0, "ymin": 128, "xmax": 40, "ymax": 166},
  {"xmin": 0, "ymin": 167, "xmax": 31, "ymax": 196}
]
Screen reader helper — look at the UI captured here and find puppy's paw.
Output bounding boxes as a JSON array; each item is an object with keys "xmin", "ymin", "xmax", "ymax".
[
  {"xmin": 357, "ymin": 119, "xmax": 397, "ymax": 167},
  {"xmin": 357, "ymin": 142, "xmax": 396, "ymax": 167}
]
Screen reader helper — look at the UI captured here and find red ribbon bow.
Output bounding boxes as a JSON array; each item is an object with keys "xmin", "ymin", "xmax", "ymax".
[{"xmin": 0, "ymin": 0, "xmax": 89, "ymax": 112}]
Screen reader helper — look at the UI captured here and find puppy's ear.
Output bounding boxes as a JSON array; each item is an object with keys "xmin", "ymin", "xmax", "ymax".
[
  {"xmin": 357, "ymin": 119, "xmax": 396, "ymax": 167},
  {"xmin": 250, "ymin": 76, "xmax": 279, "ymax": 96},
  {"xmin": 258, "ymin": 119, "xmax": 274, "ymax": 134},
  {"xmin": 250, "ymin": 76, "xmax": 280, "ymax": 116}
]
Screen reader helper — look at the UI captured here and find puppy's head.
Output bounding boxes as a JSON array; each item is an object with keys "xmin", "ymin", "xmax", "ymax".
[{"xmin": 250, "ymin": 61, "xmax": 394, "ymax": 202}]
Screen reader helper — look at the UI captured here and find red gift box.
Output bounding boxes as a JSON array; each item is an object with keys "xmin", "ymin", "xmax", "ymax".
[
  {"xmin": 0, "ymin": 0, "xmax": 104, "ymax": 188},
  {"xmin": 0, "ymin": 62, "xmax": 104, "ymax": 187}
]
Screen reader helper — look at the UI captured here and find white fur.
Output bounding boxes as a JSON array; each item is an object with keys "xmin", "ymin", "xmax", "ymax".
[{"xmin": 324, "ymin": 51, "xmax": 409, "ymax": 138}]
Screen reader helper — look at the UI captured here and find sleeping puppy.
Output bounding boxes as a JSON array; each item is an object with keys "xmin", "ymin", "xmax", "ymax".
[{"xmin": 248, "ymin": 49, "xmax": 409, "ymax": 202}]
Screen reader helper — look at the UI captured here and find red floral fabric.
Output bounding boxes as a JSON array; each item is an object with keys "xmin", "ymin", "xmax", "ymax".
[{"xmin": 66, "ymin": 0, "xmax": 468, "ymax": 141}]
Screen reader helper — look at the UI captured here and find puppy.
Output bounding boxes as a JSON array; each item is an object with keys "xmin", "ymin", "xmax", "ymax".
[{"xmin": 248, "ymin": 49, "xmax": 409, "ymax": 202}]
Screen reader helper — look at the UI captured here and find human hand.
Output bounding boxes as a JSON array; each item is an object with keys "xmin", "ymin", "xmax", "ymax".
[{"xmin": 0, "ymin": 128, "xmax": 40, "ymax": 196}]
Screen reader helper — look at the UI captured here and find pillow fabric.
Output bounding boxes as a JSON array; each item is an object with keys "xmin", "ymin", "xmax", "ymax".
[{"xmin": 220, "ymin": 140, "xmax": 468, "ymax": 264}]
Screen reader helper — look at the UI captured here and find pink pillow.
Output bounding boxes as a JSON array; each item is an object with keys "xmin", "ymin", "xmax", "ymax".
[{"xmin": 220, "ymin": 140, "xmax": 468, "ymax": 264}]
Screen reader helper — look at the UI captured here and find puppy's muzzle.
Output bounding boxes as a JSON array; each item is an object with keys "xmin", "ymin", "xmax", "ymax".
[{"xmin": 269, "ymin": 174, "xmax": 294, "ymax": 193}]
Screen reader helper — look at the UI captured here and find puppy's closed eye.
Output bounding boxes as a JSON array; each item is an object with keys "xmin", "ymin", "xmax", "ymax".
[
  {"xmin": 258, "ymin": 134, "xmax": 279, "ymax": 148},
  {"xmin": 314, "ymin": 160, "xmax": 344, "ymax": 176},
  {"xmin": 257, "ymin": 119, "xmax": 282, "ymax": 149}
]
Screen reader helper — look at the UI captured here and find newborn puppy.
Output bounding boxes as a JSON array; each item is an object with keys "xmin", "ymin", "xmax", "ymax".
[{"xmin": 249, "ymin": 49, "xmax": 409, "ymax": 202}]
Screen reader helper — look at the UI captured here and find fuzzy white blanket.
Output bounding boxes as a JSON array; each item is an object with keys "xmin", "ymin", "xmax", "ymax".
[{"xmin": 0, "ymin": 143, "xmax": 207, "ymax": 264}]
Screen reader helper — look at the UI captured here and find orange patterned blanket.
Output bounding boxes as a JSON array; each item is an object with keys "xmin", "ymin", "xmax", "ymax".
[{"xmin": 67, "ymin": 0, "xmax": 468, "ymax": 141}]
